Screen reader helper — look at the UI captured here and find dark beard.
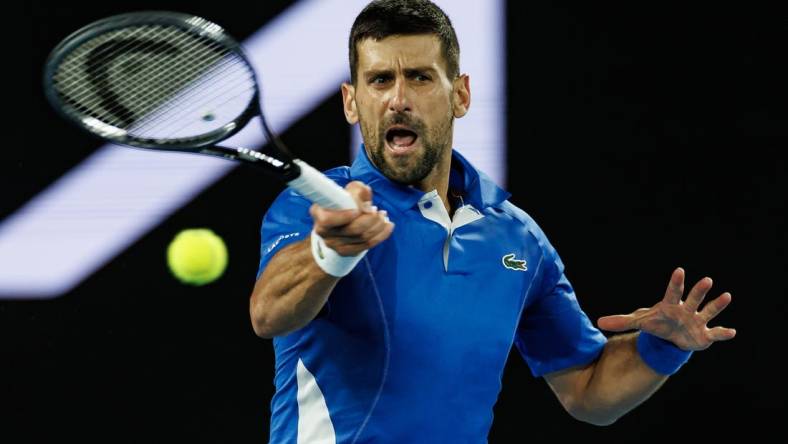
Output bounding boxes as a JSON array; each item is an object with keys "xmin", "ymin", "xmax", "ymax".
[{"xmin": 362, "ymin": 112, "xmax": 452, "ymax": 185}]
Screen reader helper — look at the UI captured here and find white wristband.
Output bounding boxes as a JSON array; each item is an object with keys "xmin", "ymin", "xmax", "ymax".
[{"xmin": 310, "ymin": 229, "xmax": 367, "ymax": 277}]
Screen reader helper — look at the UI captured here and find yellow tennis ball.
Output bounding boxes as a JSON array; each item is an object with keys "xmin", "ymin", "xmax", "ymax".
[{"xmin": 167, "ymin": 228, "xmax": 228, "ymax": 285}]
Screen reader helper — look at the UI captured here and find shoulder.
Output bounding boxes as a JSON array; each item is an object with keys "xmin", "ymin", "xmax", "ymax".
[
  {"xmin": 494, "ymin": 200, "xmax": 558, "ymax": 261},
  {"xmin": 496, "ymin": 201, "xmax": 547, "ymax": 241}
]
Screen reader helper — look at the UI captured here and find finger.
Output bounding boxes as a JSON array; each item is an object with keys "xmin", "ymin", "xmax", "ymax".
[
  {"xmin": 325, "ymin": 216, "xmax": 387, "ymax": 246},
  {"xmin": 598, "ymin": 307, "xmax": 652, "ymax": 332},
  {"xmin": 345, "ymin": 181, "xmax": 373, "ymax": 208},
  {"xmin": 355, "ymin": 214, "xmax": 389, "ymax": 242},
  {"xmin": 707, "ymin": 326, "xmax": 737, "ymax": 342},
  {"xmin": 699, "ymin": 292, "xmax": 732, "ymax": 323},
  {"xmin": 684, "ymin": 277, "xmax": 713, "ymax": 312},
  {"xmin": 331, "ymin": 221, "xmax": 394, "ymax": 255},
  {"xmin": 363, "ymin": 220, "xmax": 395, "ymax": 248},
  {"xmin": 310, "ymin": 204, "xmax": 359, "ymax": 229},
  {"xmin": 597, "ymin": 314, "xmax": 637, "ymax": 332},
  {"xmin": 662, "ymin": 267, "xmax": 685, "ymax": 305},
  {"xmin": 321, "ymin": 211, "xmax": 385, "ymax": 238}
]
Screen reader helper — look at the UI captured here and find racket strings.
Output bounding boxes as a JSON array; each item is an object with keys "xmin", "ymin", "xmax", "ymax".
[
  {"xmin": 135, "ymin": 61, "xmax": 256, "ymax": 140},
  {"xmin": 54, "ymin": 25, "xmax": 182, "ymax": 110},
  {"xmin": 62, "ymin": 31, "xmax": 223, "ymax": 128},
  {"xmin": 133, "ymin": 71, "xmax": 253, "ymax": 139},
  {"xmin": 55, "ymin": 24, "xmax": 155, "ymax": 89},
  {"xmin": 54, "ymin": 25, "xmax": 237, "ymax": 132},
  {"xmin": 99, "ymin": 42, "xmax": 251, "ymax": 137},
  {"xmin": 104, "ymin": 43, "xmax": 230, "ymax": 130},
  {"xmin": 54, "ymin": 30, "xmax": 157, "ymax": 123},
  {"xmin": 54, "ymin": 27, "xmax": 192, "ymax": 126},
  {"xmin": 113, "ymin": 44, "xmax": 256, "ymax": 138},
  {"xmin": 116, "ymin": 39, "xmax": 254, "ymax": 127},
  {"xmin": 126, "ymin": 58, "xmax": 244, "ymax": 129},
  {"xmin": 157, "ymin": 87, "xmax": 257, "ymax": 142},
  {"xmin": 83, "ymin": 29, "xmax": 214, "ymax": 113},
  {"xmin": 95, "ymin": 30, "xmax": 232, "ymax": 120},
  {"xmin": 83, "ymin": 39, "xmax": 191, "ymax": 126},
  {"xmin": 103, "ymin": 34, "xmax": 257, "ymax": 140},
  {"xmin": 57, "ymin": 24, "xmax": 210, "ymax": 104}
]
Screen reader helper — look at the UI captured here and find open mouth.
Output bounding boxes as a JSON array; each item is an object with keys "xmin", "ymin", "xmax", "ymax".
[{"xmin": 385, "ymin": 126, "xmax": 419, "ymax": 154}]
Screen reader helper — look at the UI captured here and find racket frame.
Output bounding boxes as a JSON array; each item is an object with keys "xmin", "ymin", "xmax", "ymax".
[{"xmin": 43, "ymin": 11, "xmax": 356, "ymax": 209}]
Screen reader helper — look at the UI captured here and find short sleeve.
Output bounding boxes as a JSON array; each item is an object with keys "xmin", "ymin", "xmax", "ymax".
[
  {"xmin": 514, "ymin": 234, "xmax": 607, "ymax": 377},
  {"xmin": 256, "ymin": 188, "xmax": 314, "ymax": 280}
]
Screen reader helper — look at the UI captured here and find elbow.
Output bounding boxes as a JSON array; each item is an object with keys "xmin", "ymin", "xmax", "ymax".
[
  {"xmin": 251, "ymin": 316, "xmax": 276, "ymax": 339},
  {"xmin": 556, "ymin": 385, "xmax": 622, "ymax": 426},
  {"xmin": 567, "ymin": 403, "xmax": 620, "ymax": 427},
  {"xmin": 577, "ymin": 415, "xmax": 618, "ymax": 427},
  {"xmin": 249, "ymin": 290, "xmax": 277, "ymax": 339},
  {"xmin": 250, "ymin": 309, "xmax": 273, "ymax": 339}
]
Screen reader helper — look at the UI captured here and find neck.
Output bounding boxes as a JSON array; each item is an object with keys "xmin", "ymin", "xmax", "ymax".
[{"xmin": 413, "ymin": 146, "xmax": 454, "ymax": 216}]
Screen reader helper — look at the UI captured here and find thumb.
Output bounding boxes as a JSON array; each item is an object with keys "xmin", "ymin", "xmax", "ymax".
[
  {"xmin": 597, "ymin": 314, "xmax": 637, "ymax": 332},
  {"xmin": 345, "ymin": 181, "xmax": 373, "ymax": 210}
]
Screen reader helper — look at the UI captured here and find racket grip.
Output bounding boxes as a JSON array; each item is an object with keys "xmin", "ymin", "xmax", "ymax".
[{"xmin": 288, "ymin": 159, "xmax": 357, "ymax": 210}]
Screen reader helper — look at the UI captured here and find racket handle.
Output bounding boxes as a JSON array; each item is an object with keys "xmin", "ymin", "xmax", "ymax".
[{"xmin": 288, "ymin": 160, "xmax": 357, "ymax": 210}]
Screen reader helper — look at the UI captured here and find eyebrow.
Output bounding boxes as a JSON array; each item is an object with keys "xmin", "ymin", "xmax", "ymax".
[
  {"xmin": 363, "ymin": 66, "xmax": 438, "ymax": 80},
  {"xmin": 404, "ymin": 67, "xmax": 438, "ymax": 76}
]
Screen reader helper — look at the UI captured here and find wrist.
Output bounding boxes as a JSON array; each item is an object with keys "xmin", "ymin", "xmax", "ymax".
[
  {"xmin": 636, "ymin": 331, "xmax": 693, "ymax": 376},
  {"xmin": 310, "ymin": 229, "xmax": 366, "ymax": 277}
]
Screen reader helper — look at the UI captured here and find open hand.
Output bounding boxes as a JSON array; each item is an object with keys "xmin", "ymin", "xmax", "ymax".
[{"xmin": 597, "ymin": 268, "xmax": 736, "ymax": 351}]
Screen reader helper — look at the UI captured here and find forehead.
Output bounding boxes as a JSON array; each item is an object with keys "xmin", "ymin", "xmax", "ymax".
[{"xmin": 356, "ymin": 34, "xmax": 446, "ymax": 72}]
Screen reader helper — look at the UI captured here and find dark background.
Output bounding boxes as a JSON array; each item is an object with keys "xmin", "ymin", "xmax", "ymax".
[{"xmin": 5, "ymin": 1, "xmax": 785, "ymax": 442}]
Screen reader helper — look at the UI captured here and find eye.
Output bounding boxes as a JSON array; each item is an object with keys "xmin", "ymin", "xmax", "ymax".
[
  {"xmin": 369, "ymin": 74, "xmax": 391, "ymax": 85},
  {"xmin": 410, "ymin": 71, "xmax": 432, "ymax": 82}
]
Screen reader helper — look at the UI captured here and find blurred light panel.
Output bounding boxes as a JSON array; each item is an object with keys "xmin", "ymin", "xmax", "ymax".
[{"xmin": 0, "ymin": 0, "xmax": 504, "ymax": 298}]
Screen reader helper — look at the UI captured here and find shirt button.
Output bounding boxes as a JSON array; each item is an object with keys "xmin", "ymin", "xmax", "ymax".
[{"xmin": 423, "ymin": 201, "xmax": 433, "ymax": 209}]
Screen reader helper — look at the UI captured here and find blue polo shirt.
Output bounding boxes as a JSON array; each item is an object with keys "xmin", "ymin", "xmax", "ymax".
[{"xmin": 257, "ymin": 147, "xmax": 607, "ymax": 443}]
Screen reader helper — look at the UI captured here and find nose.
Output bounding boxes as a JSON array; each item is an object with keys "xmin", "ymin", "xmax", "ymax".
[{"xmin": 388, "ymin": 78, "xmax": 411, "ymax": 113}]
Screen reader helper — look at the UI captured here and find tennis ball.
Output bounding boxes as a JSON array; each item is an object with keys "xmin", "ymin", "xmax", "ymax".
[{"xmin": 167, "ymin": 228, "xmax": 228, "ymax": 285}]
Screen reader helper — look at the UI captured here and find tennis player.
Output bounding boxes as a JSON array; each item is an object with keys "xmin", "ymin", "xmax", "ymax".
[{"xmin": 250, "ymin": 1, "xmax": 736, "ymax": 442}]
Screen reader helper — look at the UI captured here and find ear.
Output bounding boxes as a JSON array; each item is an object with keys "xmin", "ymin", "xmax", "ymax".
[
  {"xmin": 341, "ymin": 82, "xmax": 359, "ymax": 124},
  {"xmin": 452, "ymin": 74, "xmax": 471, "ymax": 118}
]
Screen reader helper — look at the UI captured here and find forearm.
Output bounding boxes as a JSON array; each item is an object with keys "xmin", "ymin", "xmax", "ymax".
[
  {"xmin": 575, "ymin": 333, "xmax": 668, "ymax": 425},
  {"xmin": 249, "ymin": 237, "xmax": 339, "ymax": 338}
]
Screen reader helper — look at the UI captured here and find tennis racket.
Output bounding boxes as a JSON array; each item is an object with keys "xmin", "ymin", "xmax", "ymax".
[{"xmin": 43, "ymin": 11, "xmax": 356, "ymax": 210}]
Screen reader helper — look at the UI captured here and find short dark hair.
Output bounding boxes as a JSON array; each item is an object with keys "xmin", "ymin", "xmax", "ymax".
[{"xmin": 348, "ymin": 0, "xmax": 460, "ymax": 85}]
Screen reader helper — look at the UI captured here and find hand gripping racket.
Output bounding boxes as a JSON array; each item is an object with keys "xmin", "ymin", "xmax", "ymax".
[{"xmin": 43, "ymin": 11, "xmax": 356, "ymax": 210}]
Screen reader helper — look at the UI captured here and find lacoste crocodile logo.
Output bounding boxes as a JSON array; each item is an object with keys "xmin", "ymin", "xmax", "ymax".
[{"xmin": 502, "ymin": 253, "xmax": 527, "ymax": 271}]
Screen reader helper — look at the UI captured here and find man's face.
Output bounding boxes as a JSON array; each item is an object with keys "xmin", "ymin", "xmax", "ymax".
[{"xmin": 342, "ymin": 34, "xmax": 469, "ymax": 185}]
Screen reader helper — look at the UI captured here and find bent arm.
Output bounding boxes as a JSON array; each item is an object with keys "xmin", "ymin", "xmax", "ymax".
[
  {"xmin": 544, "ymin": 269, "xmax": 735, "ymax": 425},
  {"xmin": 544, "ymin": 333, "xmax": 667, "ymax": 426}
]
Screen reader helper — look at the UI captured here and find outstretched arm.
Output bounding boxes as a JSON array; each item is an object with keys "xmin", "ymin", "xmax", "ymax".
[
  {"xmin": 250, "ymin": 182, "xmax": 393, "ymax": 338},
  {"xmin": 544, "ymin": 268, "xmax": 736, "ymax": 426}
]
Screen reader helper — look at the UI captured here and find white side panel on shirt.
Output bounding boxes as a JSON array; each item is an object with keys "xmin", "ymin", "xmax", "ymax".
[{"xmin": 296, "ymin": 358, "xmax": 336, "ymax": 444}]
